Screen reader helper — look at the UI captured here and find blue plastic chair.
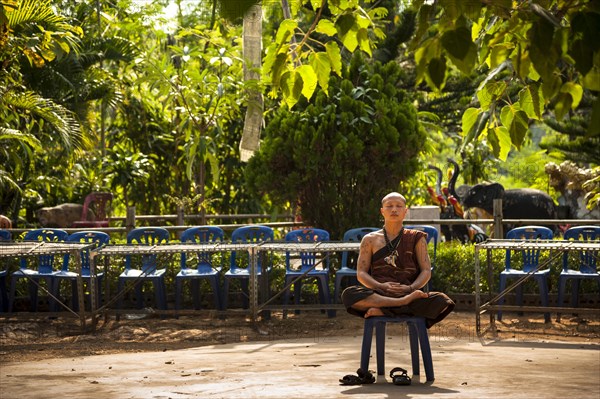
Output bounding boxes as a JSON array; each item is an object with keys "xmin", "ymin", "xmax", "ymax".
[
  {"xmin": 498, "ymin": 226, "xmax": 554, "ymax": 322},
  {"xmin": 117, "ymin": 227, "xmax": 170, "ymax": 311},
  {"xmin": 0, "ymin": 229, "xmax": 11, "ymax": 312},
  {"xmin": 404, "ymin": 225, "xmax": 439, "ymax": 291},
  {"xmin": 223, "ymin": 225, "xmax": 274, "ymax": 310},
  {"xmin": 558, "ymin": 226, "xmax": 600, "ymax": 313},
  {"xmin": 283, "ymin": 228, "xmax": 333, "ymax": 317},
  {"xmin": 0, "ymin": 229, "xmax": 11, "ymax": 241},
  {"xmin": 8, "ymin": 228, "xmax": 69, "ymax": 312},
  {"xmin": 53, "ymin": 231, "xmax": 110, "ymax": 312},
  {"xmin": 176, "ymin": 226, "xmax": 224, "ymax": 312},
  {"xmin": 333, "ymin": 227, "xmax": 378, "ymax": 303},
  {"xmin": 360, "ymin": 316, "xmax": 434, "ymax": 381}
]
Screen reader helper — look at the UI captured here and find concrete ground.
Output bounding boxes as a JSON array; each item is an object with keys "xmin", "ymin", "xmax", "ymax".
[{"xmin": 1, "ymin": 332, "xmax": 598, "ymax": 399}]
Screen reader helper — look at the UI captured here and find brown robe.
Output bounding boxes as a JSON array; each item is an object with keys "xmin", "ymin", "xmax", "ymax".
[{"xmin": 341, "ymin": 228, "xmax": 455, "ymax": 328}]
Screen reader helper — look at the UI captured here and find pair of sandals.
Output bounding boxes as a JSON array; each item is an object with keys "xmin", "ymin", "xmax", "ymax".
[
  {"xmin": 339, "ymin": 367, "xmax": 411, "ymax": 386},
  {"xmin": 339, "ymin": 368, "xmax": 375, "ymax": 385}
]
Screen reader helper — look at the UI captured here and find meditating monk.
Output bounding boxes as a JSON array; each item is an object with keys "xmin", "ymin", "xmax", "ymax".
[{"xmin": 341, "ymin": 192, "xmax": 455, "ymax": 328}]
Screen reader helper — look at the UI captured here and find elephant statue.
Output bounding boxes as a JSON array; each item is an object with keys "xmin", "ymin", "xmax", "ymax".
[
  {"xmin": 427, "ymin": 162, "xmax": 471, "ymax": 243},
  {"xmin": 460, "ymin": 182, "xmax": 557, "ymax": 235}
]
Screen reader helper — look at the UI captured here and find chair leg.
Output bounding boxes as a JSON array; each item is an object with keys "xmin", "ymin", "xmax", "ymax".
[
  {"xmin": 374, "ymin": 321, "xmax": 386, "ymax": 375},
  {"xmin": 191, "ymin": 280, "xmax": 201, "ymax": 310},
  {"xmin": 222, "ymin": 279, "xmax": 229, "ymax": 311},
  {"xmin": 536, "ymin": 277, "xmax": 550, "ymax": 323},
  {"xmin": 241, "ymin": 279, "xmax": 249, "ymax": 309},
  {"xmin": 8, "ymin": 275, "xmax": 18, "ymax": 312},
  {"xmin": 407, "ymin": 322, "xmax": 421, "ymax": 376},
  {"xmin": 558, "ymin": 276, "xmax": 567, "ymax": 308},
  {"xmin": 71, "ymin": 280, "xmax": 79, "ymax": 312},
  {"xmin": 29, "ymin": 279, "xmax": 39, "ymax": 312},
  {"xmin": 359, "ymin": 318, "xmax": 375, "ymax": 373},
  {"xmin": 293, "ymin": 280, "xmax": 302, "ymax": 315},
  {"xmin": 417, "ymin": 322, "xmax": 434, "ymax": 381},
  {"xmin": 154, "ymin": 279, "xmax": 167, "ymax": 310},
  {"xmin": 134, "ymin": 281, "xmax": 144, "ymax": 309},
  {"xmin": 333, "ymin": 275, "xmax": 342, "ymax": 304},
  {"xmin": 209, "ymin": 278, "xmax": 222, "ymax": 311},
  {"xmin": 571, "ymin": 280, "xmax": 580, "ymax": 308},
  {"xmin": 117, "ymin": 279, "xmax": 126, "ymax": 310},
  {"xmin": 317, "ymin": 276, "xmax": 335, "ymax": 318},
  {"xmin": 515, "ymin": 283, "xmax": 524, "ymax": 316},
  {"xmin": 0, "ymin": 275, "xmax": 7, "ymax": 313},
  {"xmin": 175, "ymin": 278, "xmax": 183, "ymax": 313}
]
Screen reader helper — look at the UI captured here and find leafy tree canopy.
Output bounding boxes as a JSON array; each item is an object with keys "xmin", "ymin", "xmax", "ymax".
[
  {"xmin": 251, "ymin": 0, "xmax": 599, "ymax": 161},
  {"xmin": 245, "ymin": 53, "xmax": 425, "ymax": 238}
]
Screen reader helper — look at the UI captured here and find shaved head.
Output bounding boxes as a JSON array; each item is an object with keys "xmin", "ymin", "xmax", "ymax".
[{"xmin": 381, "ymin": 192, "xmax": 406, "ymax": 206}]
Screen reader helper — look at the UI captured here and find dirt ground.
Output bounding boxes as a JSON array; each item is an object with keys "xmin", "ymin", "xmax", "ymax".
[{"xmin": 1, "ymin": 309, "xmax": 599, "ymax": 364}]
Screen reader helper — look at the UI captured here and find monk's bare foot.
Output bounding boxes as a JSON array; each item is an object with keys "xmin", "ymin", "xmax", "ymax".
[
  {"xmin": 409, "ymin": 290, "xmax": 429, "ymax": 300},
  {"xmin": 364, "ymin": 308, "xmax": 385, "ymax": 318},
  {"xmin": 398, "ymin": 290, "xmax": 429, "ymax": 305}
]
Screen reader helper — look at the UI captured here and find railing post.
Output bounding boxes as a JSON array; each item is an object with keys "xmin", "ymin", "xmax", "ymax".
[
  {"xmin": 176, "ymin": 205, "xmax": 185, "ymax": 239},
  {"xmin": 126, "ymin": 206, "xmax": 136, "ymax": 234},
  {"xmin": 493, "ymin": 199, "xmax": 503, "ymax": 238}
]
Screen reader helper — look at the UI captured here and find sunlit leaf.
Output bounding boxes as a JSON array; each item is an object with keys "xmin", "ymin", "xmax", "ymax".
[
  {"xmin": 461, "ymin": 108, "xmax": 481, "ymax": 138},
  {"xmin": 518, "ymin": 84, "xmax": 544, "ymax": 120},
  {"xmin": 336, "ymin": 14, "xmax": 359, "ymax": 52},
  {"xmin": 357, "ymin": 27, "xmax": 371, "ymax": 56},
  {"xmin": 553, "ymin": 92, "xmax": 573, "ymax": 121},
  {"xmin": 487, "ymin": 126, "xmax": 512, "ymax": 161},
  {"xmin": 561, "ymin": 82, "xmax": 583, "ymax": 108},
  {"xmin": 276, "ymin": 19, "xmax": 297, "ymax": 44},
  {"xmin": 500, "ymin": 106, "xmax": 528, "ymax": 149},
  {"xmin": 315, "ymin": 19, "xmax": 337, "ymax": 36},
  {"xmin": 582, "ymin": 65, "xmax": 600, "ymax": 91},
  {"xmin": 311, "ymin": 52, "xmax": 331, "ymax": 93},
  {"xmin": 281, "ymin": 71, "xmax": 301, "ymax": 109},
  {"xmin": 296, "ymin": 64, "xmax": 318, "ymax": 100},
  {"xmin": 325, "ymin": 42, "xmax": 342, "ymax": 77}
]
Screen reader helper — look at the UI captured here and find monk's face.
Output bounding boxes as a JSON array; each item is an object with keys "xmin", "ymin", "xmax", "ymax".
[{"xmin": 380, "ymin": 194, "xmax": 407, "ymax": 222}]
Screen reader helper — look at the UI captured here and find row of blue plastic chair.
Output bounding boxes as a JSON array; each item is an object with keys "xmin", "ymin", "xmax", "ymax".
[
  {"xmin": 0, "ymin": 225, "xmax": 439, "ymax": 314},
  {"xmin": 498, "ymin": 225, "xmax": 600, "ymax": 322}
]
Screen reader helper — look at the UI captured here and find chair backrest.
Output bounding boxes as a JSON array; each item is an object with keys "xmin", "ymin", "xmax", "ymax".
[
  {"xmin": 80, "ymin": 192, "xmax": 113, "ymax": 222},
  {"xmin": 285, "ymin": 228, "xmax": 330, "ymax": 272},
  {"xmin": 505, "ymin": 226, "xmax": 554, "ymax": 272},
  {"xmin": 126, "ymin": 227, "xmax": 170, "ymax": 273},
  {"xmin": 62, "ymin": 231, "xmax": 110, "ymax": 274},
  {"xmin": 180, "ymin": 226, "xmax": 224, "ymax": 271},
  {"xmin": 229, "ymin": 225, "xmax": 274, "ymax": 271},
  {"xmin": 340, "ymin": 227, "xmax": 378, "ymax": 270},
  {"xmin": 405, "ymin": 225, "xmax": 439, "ymax": 265},
  {"xmin": 563, "ymin": 226, "xmax": 600, "ymax": 273},
  {"xmin": 21, "ymin": 228, "xmax": 69, "ymax": 273},
  {"xmin": 0, "ymin": 229, "xmax": 11, "ymax": 241}
]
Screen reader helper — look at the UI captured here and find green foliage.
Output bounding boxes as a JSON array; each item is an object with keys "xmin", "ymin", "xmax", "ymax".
[
  {"xmin": 410, "ymin": 0, "xmax": 600, "ymax": 155},
  {"xmin": 245, "ymin": 53, "xmax": 425, "ymax": 238},
  {"xmin": 262, "ymin": 0, "xmax": 388, "ymax": 108},
  {"xmin": 0, "ymin": 0, "xmax": 85, "ymax": 219}
]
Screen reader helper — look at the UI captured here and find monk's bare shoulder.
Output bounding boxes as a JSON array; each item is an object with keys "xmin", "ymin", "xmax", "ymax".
[{"xmin": 361, "ymin": 230, "xmax": 383, "ymax": 253}]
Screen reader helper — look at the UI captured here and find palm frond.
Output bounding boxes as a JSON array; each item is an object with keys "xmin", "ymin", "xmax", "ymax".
[
  {"xmin": 79, "ymin": 37, "xmax": 139, "ymax": 68},
  {"xmin": 0, "ymin": 169, "xmax": 21, "ymax": 193},
  {"xmin": 0, "ymin": 126, "xmax": 42, "ymax": 150},
  {"xmin": 2, "ymin": 90, "xmax": 83, "ymax": 152}
]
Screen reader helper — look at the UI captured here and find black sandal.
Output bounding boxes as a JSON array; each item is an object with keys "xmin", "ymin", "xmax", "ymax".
[
  {"xmin": 390, "ymin": 367, "xmax": 411, "ymax": 386},
  {"xmin": 339, "ymin": 368, "xmax": 375, "ymax": 385}
]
